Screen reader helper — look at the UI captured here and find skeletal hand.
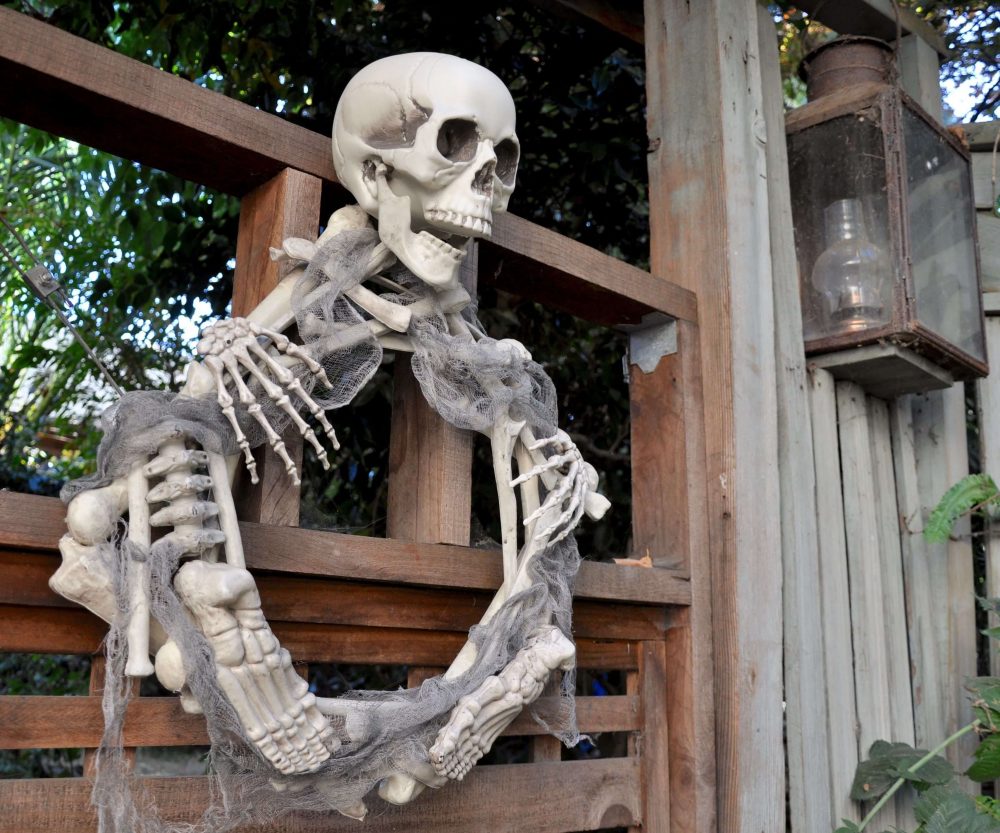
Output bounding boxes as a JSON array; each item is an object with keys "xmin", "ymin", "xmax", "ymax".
[
  {"xmin": 197, "ymin": 318, "xmax": 339, "ymax": 485},
  {"xmin": 511, "ymin": 428, "xmax": 608, "ymax": 546}
]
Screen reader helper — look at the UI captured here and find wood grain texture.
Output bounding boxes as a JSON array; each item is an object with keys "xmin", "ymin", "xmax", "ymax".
[
  {"xmin": 910, "ymin": 387, "xmax": 978, "ymax": 781},
  {"xmin": 889, "ymin": 397, "xmax": 947, "ymax": 750},
  {"xmin": 980, "ymin": 317, "xmax": 1000, "ymax": 680},
  {"xmin": 758, "ymin": 6, "xmax": 833, "ymax": 830},
  {"xmin": 793, "ymin": 0, "xmax": 949, "ymax": 56},
  {"xmin": 387, "ymin": 355, "xmax": 473, "ymax": 545},
  {"xmin": 231, "ymin": 168, "xmax": 322, "ymax": 526},
  {"xmin": 0, "ymin": 7, "xmax": 694, "ymax": 326},
  {"xmin": 633, "ymin": 641, "xmax": 670, "ymax": 833},
  {"xmin": 868, "ymin": 397, "xmax": 917, "ymax": 831},
  {"xmin": 644, "ymin": 2, "xmax": 783, "ymax": 831},
  {"xmin": 868, "ymin": 398, "xmax": 917, "ymax": 747},
  {"xmin": 836, "ymin": 381, "xmax": 897, "ymax": 831},
  {"xmin": 629, "ymin": 353, "xmax": 688, "ymax": 570},
  {"xmin": 0, "ymin": 549, "xmax": 668, "ymax": 641},
  {"xmin": 0, "ymin": 492, "xmax": 690, "ymax": 606},
  {"xmin": 0, "ymin": 604, "xmax": 637, "ymax": 669},
  {"xmin": 0, "ymin": 694, "xmax": 637, "ymax": 750},
  {"xmin": 385, "ymin": 241, "xmax": 474, "ymax": 547},
  {"xmin": 808, "ymin": 369, "xmax": 860, "ymax": 827},
  {"xmin": 482, "ymin": 213, "xmax": 697, "ymax": 326},
  {"xmin": 0, "ymin": 759, "xmax": 640, "ymax": 833}
]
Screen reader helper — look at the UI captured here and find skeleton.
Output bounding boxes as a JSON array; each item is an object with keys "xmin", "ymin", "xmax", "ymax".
[{"xmin": 51, "ymin": 52, "xmax": 609, "ymax": 821}]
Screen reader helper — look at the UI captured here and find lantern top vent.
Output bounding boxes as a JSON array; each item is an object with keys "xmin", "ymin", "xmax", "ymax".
[{"xmin": 800, "ymin": 36, "xmax": 894, "ymax": 102}]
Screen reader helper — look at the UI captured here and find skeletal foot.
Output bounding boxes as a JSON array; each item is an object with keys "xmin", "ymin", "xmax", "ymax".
[
  {"xmin": 429, "ymin": 625, "xmax": 575, "ymax": 780},
  {"xmin": 175, "ymin": 560, "xmax": 339, "ymax": 774}
]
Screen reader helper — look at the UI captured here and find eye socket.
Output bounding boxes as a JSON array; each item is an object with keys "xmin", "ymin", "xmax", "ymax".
[
  {"xmin": 494, "ymin": 138, "xmax": 519, "ymax": 186},
  {"xmin": 436, "ymin": 119, "xmax": 479, "ymax": 162}
]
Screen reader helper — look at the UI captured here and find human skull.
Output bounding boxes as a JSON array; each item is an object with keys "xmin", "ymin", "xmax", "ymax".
[{"xmin": 332, "ymin": 53, "xmax": 519, "ymax": 289}]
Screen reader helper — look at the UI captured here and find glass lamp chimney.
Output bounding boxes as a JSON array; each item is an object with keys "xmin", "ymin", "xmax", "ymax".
[{"xmin": 810, "ymin": 198, "xmax": 891, "ymax": 333}]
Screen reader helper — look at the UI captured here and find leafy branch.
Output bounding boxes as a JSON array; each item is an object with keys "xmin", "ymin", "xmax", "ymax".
[{"xmin": 924, "ymin": 474, "xmax": 1000, "ymax": 544}]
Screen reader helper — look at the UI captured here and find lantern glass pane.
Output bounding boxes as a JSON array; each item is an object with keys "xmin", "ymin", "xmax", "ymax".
[
  {"xmin": 903, "ymin": 108, "xmax": 984, "ymax": 360},
  {"xmin": 788, "ymin": 113, "xmax": 895, "ymax": 343}
]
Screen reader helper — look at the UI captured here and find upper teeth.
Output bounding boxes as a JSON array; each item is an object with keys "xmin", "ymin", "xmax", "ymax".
[{"xmin": 427, "ymin": 209, "xmax": 492, "ymax": 236}]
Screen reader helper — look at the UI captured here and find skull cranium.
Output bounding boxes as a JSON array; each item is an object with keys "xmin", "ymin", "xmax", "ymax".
[{"xmin": 332, "ymin": 52, "xmax": 519, "ymax": 289}]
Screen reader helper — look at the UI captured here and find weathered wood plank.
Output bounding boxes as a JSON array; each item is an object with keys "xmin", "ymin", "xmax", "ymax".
[
  {"xmin": 0, "ymin": 492, "xmax": 690, "ymax": 606},
  {"xmin": 910, "ymin": 387, "xmax": 979, "ymax": 780},
  {"xmin": 632, "ymin": 641, "xmax": 670, "ymax": 833},
  {"xmin": 0, "ymin": 549, "xmax": 667, "ymax": 641},
  {"xmin": 231, "ymin": 168, "xmax": 322, "ymax": 525},
  {"xmin": 629, "ymin": 345, "xmax": 688, "ymax": 570},
  {"xmin": 808, "ymin": 368, "xmax": 860, "ymax": 827},
  {"xmin": 483, "ymin": 213, "xmax": 697, "ymax": 326},
  {"xmin": 868, "ymin": 398, "xmax": 917, "ymax": 748},
  {"xmin": 972, "ymin": 153, "xmax": 997, "ymax": 210},
  {"xmin": 0, "ymin": 604, "xmax": 638, "ymax": 669},
  {"xmin": 759, "ymin": 3, "xmax": 833, "ymax": 829},
  {"xmin": 962, "ymin": 119, "xmax": 1000, "ymax": 152},
  {"xmin": 889, "ymin": 397, "xmax": 947, "ymax": 748},
  {"xmin": 0, "ymin": 759, "xmax": 640, "ymax": 833},
  {"xmin": 386, "ymin": 241, "xmax": 475, "ymax": 546},
  {"xmin": 0, "ymin": 7, "xmax": 695, "ymax": 325},
  {"xmin": 645, "ymin": 2, "xmax": 782, "ymax": 831},
  {"xmin": 980, "ymin": 317, "xmax": 1000, "ymax": 680},
  {"xmin": 793, "ymin": 0, "xmax": 950, "ymax": 57},
  {"xmin": 631, "ymin": 317, "xmax": 715, "ymax": 833},
  {"xmin": 837, "ymin": 381, "xmax": 897, "ymax": 830},
  {"xmin": 0, "ymin": 694, "xmax": 638, "ymax": 750},
  {"xmin": 979, "ymin": 213, "xmax": 1000, "ymax": 292},
  {"xmin": 387, "ymin": 357, "xmax": 472, "ymax": 545}
]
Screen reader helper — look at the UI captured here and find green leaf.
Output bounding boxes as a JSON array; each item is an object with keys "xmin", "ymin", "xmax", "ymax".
[
  {"xmin": 851, "ymin": 741, "xmax": 953, "ymax": 801},
  {"xmin": 969, "ymin": 734, "xmax": 1000, "ymax": 782},
  {"xmin": 923, "ymin": 793, "xmax": 1000, "ymax": 833},
  {"xmin": 967, "ymin": 677, "xmax": 1000, "ymax": 729},
  {"xmin": 834, "ymin": 822, "xmax": 861, "ymax": 833},
  {"xmin": 916, "ymin": 784, "xmax": 964, "ymax": 824},
  {"xmin": 925, "ymin": 474, "xmax": 1000, "ymax": 543}
]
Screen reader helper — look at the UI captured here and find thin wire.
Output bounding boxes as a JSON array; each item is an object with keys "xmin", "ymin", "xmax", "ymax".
[
  {"xmin": 0, "ymin": 214, "xmax": 43, "ymax": 267},
  {"xmin": 1, "ymin": 223, "xmax": 126, "ymax": 397}
]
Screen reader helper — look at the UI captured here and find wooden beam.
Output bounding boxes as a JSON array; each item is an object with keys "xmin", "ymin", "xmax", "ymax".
[
  {"xmin": 0, "ymin": 759, "xmax": 641, "ymax": 833},
  {"xmin": 0, "ymin": 550, "xmax": 668, "ymax": 641},
  {"xmin": 962, "ymin": 119, "xmax": 1000, "ymax": 152},
  {"xmin": 231, "ymin": 168, "xmax": 322, "ymax": 525},
  {"xmin": 644, "ymin": 2, "xmax": 783, "ymax": 831},
  {"xmin": 532, "ymin": 0, "xmax": 644, "ymax": 44},
  {"xmin": 386, "ymin": 247, "xmax": 475, "ymax": 545},
  {"xmin": 759, "ymin": 6, "xmax": 833, "ymax": 829},
  {"xmin": 0, "ymin": 492, "xmax": 691, "ymax": 606},
  {"xmin": 0, "ymin": 694, "xmax": 637, "ymax": 750},
  {"xmin": 808, "ymin": 368, "xmax": 861, "ymax": 827},
  {"xmin": 482, "ymin": 213, "xmax": 697, "ymax": 325},
  {"xmin": 0, "ymin": 6, "xmax": 696, "ymax": 325},
  {"xmin": 0, "ymin": 605, "xmax": 638, "ymax": 669},
  {"xmin": 794, "ymin": 0, "xmax": 950, "ymax": 58}
]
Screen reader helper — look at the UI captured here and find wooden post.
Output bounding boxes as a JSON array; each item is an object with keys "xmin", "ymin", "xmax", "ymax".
[
  {"xmin": 899, "ymin": 32, "xmax": 978, "ymax": 780},
  {"xmin": 386, "ymin": 246, "xmax": 475, "ymax": 546},
  {"xmin": 643, "ymin": 1, "xmax": 783, "ymax": 830},
  {"xmin": 756, "ymin": 6, "xmax": 834, "ymax": 830},
  {"xmin": 808, "ymin": 368, "xmax": 861, "ymax": 827},
  {"xmin": 231, "ymin": 168, "xmax": 323, "ymax": 526}
]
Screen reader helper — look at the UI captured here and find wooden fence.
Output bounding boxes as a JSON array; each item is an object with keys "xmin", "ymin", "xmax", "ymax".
[{"xmin": 0, "ymin": 5, "xmax": 715, "ymax": 833}]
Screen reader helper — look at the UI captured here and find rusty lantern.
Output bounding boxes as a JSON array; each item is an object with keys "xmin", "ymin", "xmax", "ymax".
[{"xmin": 786, "ymin": 36, "xmax": 986, "ymax": 397}]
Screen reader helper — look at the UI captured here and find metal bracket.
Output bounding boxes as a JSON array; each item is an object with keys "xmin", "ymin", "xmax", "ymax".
[{"xmin": 625, "ymin": 314, "xmax": 678, "ymax": 377}]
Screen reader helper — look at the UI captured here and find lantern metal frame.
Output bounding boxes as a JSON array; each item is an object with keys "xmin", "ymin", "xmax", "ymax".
[{"xmin": 786, "ymin": 78, "xmax": 987, "ymax": 382}]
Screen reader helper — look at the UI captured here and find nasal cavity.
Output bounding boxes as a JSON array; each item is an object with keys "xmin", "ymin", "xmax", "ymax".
[{"xmin": 473, "ymin": 161, "xmax": 495, "ymax": 196}]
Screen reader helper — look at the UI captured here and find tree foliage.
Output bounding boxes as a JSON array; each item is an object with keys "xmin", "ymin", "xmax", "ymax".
[{"xmin": 1, "ymin": 2, "xmax": 997, "ymax": 555}]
